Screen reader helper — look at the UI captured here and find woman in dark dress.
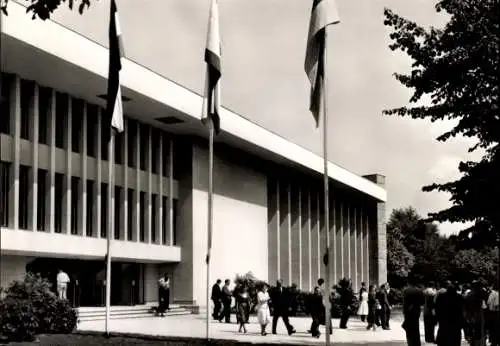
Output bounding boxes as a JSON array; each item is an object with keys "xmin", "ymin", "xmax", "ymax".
[
  {"xmin": 367, "ymin": 284, "xmax": 378, "ymax": 331},
  {"xmin": 236, "ymin": 285, "xmax": 251, "ymax": 333}
]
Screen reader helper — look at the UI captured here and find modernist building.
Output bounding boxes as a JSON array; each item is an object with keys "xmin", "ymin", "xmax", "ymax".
[{"xmin": 0, "ymin": 2, "xmax": 387, "ymax": 308}]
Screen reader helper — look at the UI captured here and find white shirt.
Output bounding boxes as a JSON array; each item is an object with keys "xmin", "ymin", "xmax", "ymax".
[
  {"xmin": 57, "ymin": 272, "xmax": 70, "ymax": 285},
  {"xmin": 487, "ymin": 290, "xmax": 499, "ymax": 311}
]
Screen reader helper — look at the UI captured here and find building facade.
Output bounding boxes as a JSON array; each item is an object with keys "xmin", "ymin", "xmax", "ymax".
[{"xmin": 0, "ymin": 2, "xmax": 387, "ymax": 308}]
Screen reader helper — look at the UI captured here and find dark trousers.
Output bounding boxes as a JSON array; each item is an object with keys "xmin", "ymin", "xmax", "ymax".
[
  {"xmin": 424, "ymin": 314, "xmax": 436, "ymax": 343},
  {"xmin": 403, "ymin": 320, "xmax": 421, "ymax": 346},
  {"xmin": 378, "ymin": 308, "xmax": 388, "ymax": 328},
  {"xmin": 385, "ymin": 308, "xmax": 391, "ymax": 328},
  {"xmin": 158, "ymin": 288, "xmax": 169, "ymax": 314},
  {"xmin": 487, "ymin": 311, "xmax": 500, "ymax": 346},
  {"xmin": 220, "ymin": 300, "xmax": 231, "ymax": 322},
  {"xmin": 272, "ymin": 312, "xmax": 293, "ymax": 334},
  {"xmin": 212, "ymin": 299, "xmax": 221, "ymax": 320},
  {"xmin": 310, "ymin": 316, "xmax": 332, "ymax": 336},
  {"xmin": 339, "ymin": 307, "xmax": 350, "ymax": 328}
]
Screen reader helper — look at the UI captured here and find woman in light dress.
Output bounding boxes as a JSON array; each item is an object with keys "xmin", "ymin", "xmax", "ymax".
[
  {"xmin": 256, "ymin": 283, "xmax": 271, "ymax": 336},
  {"xmin": 358, "ymin": 282, "xmax": 369, "ymax": 322}
]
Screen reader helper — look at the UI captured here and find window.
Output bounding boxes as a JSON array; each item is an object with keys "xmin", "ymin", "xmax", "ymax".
[
  {"xmin": 0, "ymin": 161, "xmax": 10, "ymax": 227},
  {"xmin": 127, "ymin": 188, "xmax": 133, "ymax": 240},
  {"xmin": 20, "ymin": 80, "xmax": 33, "ymax": 140},
  {"xmin": 151, "ymin": 129, "xmax": 159, "ymax": 174},
  {"xmin": 1, "ymin": 73, "xmax": 12, "ymax": 135},
  {"xmin": 70, "ymin": 176, "xmax": 79, "ymax": 235},
  {"xmin": 72, "ymin": 99, "xmax": 83, "ymax": 153},
  {"xmin": 114, "ymin": 186, "xmax": 121, "ymax": 240},
  {"xmin": 161, "ymin": 196, "xmax": 167, "ymax": 245},
  {"xmin": 54, "ymin": 173, "xmax": 64, "ymax": 233},
  {"xmin": 162, "ymin": 136, "xmax": 170, "ymax": 178},
  {"xmin": 55, "ymin": 93, "xmax": 67, "ymax": 149},
  {"xmin": 86, "ymin": 180, "xmax": 94, "ymax": 236},
  {"xmin": 101, "ymin": 183, "xmax": 108, "ymax": 238},
  {"xmin": 139, "ymin": 124, "xmax": 149, "ymax": 171},
  {"xmin": 38, "ymin": 87, "xmax": 50, "ymax": 145},
  {"xmin": 115, "ymin": 131, "xmax": 123, "ymax": 165},
  {"xmin": 18, "ymin": 165, "xmax": 30, "ymax": 229},
  {"xmin": 86, "ymin": 105, "xmax": 97, "ymax": 157},
  {"xmin": 139, "ymin": 191, "xmax": 145, "ymax": 242},
  {"xmin": 173, "ymin": 199, "xmax": 178, "ymax": 245},
  {"xmin": 151, "ymin": 194, "xmax": 157, "ymax": 243},
  {"xmin": 37, "ymin": 169, "xmax": 47, "ymax": 231}
]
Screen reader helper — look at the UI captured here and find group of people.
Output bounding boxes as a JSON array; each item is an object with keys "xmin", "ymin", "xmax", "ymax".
[
  {"xmin": 356, "ymin": 281, "xmax": 395, "ymax": 331},
  {"xmin": 401, "ymin": 276, "xmax": 499, "ymax": 346}
]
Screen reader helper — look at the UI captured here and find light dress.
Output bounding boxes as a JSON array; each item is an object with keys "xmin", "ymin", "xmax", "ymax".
[
  {"xmin": 357, "ymin": 290, "xmax": 369, "ymax": 316},
  {"xmin": 256, "ymin": 291, "xmax": 271, "ymax": 325}
]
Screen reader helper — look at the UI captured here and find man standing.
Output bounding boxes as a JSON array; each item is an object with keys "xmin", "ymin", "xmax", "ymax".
[
  {"xmin": 385, "ymin": 282, "xmax": 394, "ymax": 329},
  {"xmin": 309, "ymin": 278, "xmax": 332, "ymax": 338},
  {"xmin": 435, "ymin": 281, "xmax": 463, "ymax": 346},
  {"xmin": 402, "ymin": 275, "xmax": 425, "ymax": 346},
  {"xmin": 219, "ymin": 279, "xmax": 232, "ymax": 323},
  {"xmin": 486, "ymin": 283, "xmax": 499, "ymax": 346},
  {"xmin": 56, "ymin": 269, "xmax": 70, "ymax": 300},
  {"xmin": 423, "ymin": 281, "xmax": 437, "ymax": 343},
  {"xmin": 270, "ymin": 280, "xmax": 295, "ymax": 335},
  {"xmin": 211, "ymin": 279, "xmax": 222, "ymax": 320},
  {"xmin": 376, "ymin": 284, "xmax": 390, "ymax": 330}
]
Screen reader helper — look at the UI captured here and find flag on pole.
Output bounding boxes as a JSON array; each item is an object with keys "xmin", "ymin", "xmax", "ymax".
[
  {"xmin": 304, "ymin": 0, "xmax": 340, "ymax": 127},
  {"xmin": 107, "ymin": 0, "xmax": 124, "ymax": 135},
  {"xmin": 201, "ymin": 0, "xmax": 221, "ymax": 135}
]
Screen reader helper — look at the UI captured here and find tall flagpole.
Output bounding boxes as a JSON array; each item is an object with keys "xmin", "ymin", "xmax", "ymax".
[
  {"xmin": 105, "ymin": 132, "xmax": 114, "ymax": 336},
  {"xmin": 206, "ymin": 118, "xmax": 214, "ymax": 340},
  {"xmin": 323, "ymin": 26, "xmax": 332, "ymax": 346}
]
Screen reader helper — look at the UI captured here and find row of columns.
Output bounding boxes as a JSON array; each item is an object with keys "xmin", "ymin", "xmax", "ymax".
[
  {"xmin": 268, "ymin": 178, "xmax": 374, "ymax": 292},
  {"xmin": 3, "ymin": 74, "xmax": 176, "ymax": 246}
]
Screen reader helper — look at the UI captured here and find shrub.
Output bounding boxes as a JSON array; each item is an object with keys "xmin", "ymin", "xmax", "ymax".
[{"xmin": 0, "ymin": 272, "xmax": 77, "ymax": 342}]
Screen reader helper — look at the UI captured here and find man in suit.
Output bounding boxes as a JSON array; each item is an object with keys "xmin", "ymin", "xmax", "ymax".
[
  {"xmin": 219, "ymin": 279, "xmax": 232, "ymax": 323},
  {"xmin": 385, "ymin": 282, "xmax": 394, "ymax": 329},
  {"xmin": 270, "ymin": 279, "xmax": 296, "ymax": 335},
  {"xmin": 402, "ymin": 275, "xmax": 425, "ymax": 346},
  {"xmin": 211, "ymin": 279, "xmax": 222, "ymax": 320},
  {"xmin": 376, "ymin": 284, "xmax": 391, "ymax": 330}
]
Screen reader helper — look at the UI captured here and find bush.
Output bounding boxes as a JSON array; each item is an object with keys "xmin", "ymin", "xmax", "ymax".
[{"xmin": 0, "ymin": 273, "xmax": 77, "ymax": 342}]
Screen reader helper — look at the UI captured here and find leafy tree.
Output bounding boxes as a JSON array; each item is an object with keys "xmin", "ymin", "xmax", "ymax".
[
  {"xmin": 451, "ymin": 247, "xmax": 499, "ymax": 284},
  {"xmin": 1, "ymin": 0, "xmax": 91, "ymax": 19},
  {"xmin": 383, "ymin": 1, "xmax": 500, "ymax": 247}
]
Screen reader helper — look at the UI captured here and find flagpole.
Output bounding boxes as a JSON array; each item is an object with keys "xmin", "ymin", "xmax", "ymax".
[
  {"xmin": 105, "ymin": 132, "xmax": 114, "ymax": 336},
  {"xmin": 206, "ymin": 118, "xmax": 214, "ymax": 341},
  {"xmin": 323, "ymin": 26, "xmax": 332, "ymax": 346}
]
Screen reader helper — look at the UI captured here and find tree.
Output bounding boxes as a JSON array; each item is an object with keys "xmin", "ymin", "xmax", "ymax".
[
  {"xmin": 451, "ymin": 247, "xmax": 499, "ymax": 284},
  {"xmin": 1, "ymin": 0, "xmax": 91, "ymax": 19},
  {"xmin": 383, "ymin": 1, "xmax": 500, "ymax": 246}
]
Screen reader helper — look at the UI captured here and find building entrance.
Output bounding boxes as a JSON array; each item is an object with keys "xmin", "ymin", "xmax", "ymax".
[{"xmin": 26, "ymin": 258, "xmax": 144, "ymax": 307}]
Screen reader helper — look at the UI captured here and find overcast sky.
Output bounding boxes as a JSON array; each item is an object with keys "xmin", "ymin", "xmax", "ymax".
[{"xmin": 48, "ymin": 0, "xmax": 478, "ymax": 236}]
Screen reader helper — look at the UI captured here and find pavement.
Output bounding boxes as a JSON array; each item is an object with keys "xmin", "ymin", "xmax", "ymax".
[{"xmin": 77, "ymin": 313, "xmax": 447, "ymax": 345}]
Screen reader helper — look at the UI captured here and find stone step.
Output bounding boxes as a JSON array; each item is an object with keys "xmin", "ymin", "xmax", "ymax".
[{"xmin": 76, "ymin": 304, "xmax": 193, "ymax": 322}]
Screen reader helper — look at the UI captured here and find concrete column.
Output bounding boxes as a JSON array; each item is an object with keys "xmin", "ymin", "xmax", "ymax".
[
  {"xmin": 363, "ymin": 174, "xmax": 387, "ymax": 285},
  {"xmin": 287, "ymin": 182, "xmax": 292, "ymax": 285},
  {"xmin": 146, "ymin": 125, "xmax": 152, "ymax": 243},
  {"xmin": 300, "ymin": 187, "xmax": 310, "ymax": 291},
  {"xmin": 93, "ymin": 107, "xmax": 102, "ymax": 238},
  {"xmin": 316, "ymin": 191, "xmax": 321, "ymax": 279},
  {"xmin": 120, "ymin": 119, "xmax": 128, "ymax": 240},
  {"xmin": 156, "ymin": 131, "xmax": 163, "ymax": 245},
  {"xmin": 134, "ymin": 121, "xmax": 141, "ymax": 242},
  {"xmin": 318, "ymin": 192, "xmax": 326, "ymax": 279},
  {"xmin": 45, "ymin": 89, "xmax": 56, "ymax": 233},
  {"xmin": 353, "ymin": 206, "xmax": 358, "ymax": 290},
  {"xmin": 8, "ymin": 75, "xmax": 20, "ymax": 231},
  {"xmin": 307, "ymin": 190, "xmax": 312, "ymax": 290},
  {"xmin": 335, "ymin": 200, "xmax": 343, "ymax": 281},
  {"xmin": 79, "ymin": 102, "xmax": 87, "ymax": 236},
  {"xmin": 168, "ymin": 138, "xmax": 174, "ymax": 245},
  {"xmin": 276, "ymin": 179, "xmax": 281, "ymax": 280},
  {"xmin": 297, "ymin": 187, "xmax": 303, "ymax": 289},
  {"xmin": 363, "ymin": 210, "xmax": 370, "ymax": 286},
  {"xmin": 359, "ymin": 208, "xmax": 364, "ymax": 285},
  {"xmin": 267, "ymin": 177, "xmax": 279, "ymax": 285},
  {"xmin": 290, "ymin": 182, "xmax": 301, "ymax": 287},
  {"xmin": 29, "ymin": 83, "xmax": 39, "ymax": 232},
  {"xmin": 279, "ymin": 180, "xmax": 289, "ymax": 283},
  {"xmin": 62, "ymin": 95, "xmax": 72, "ymax": 234},
  {"xmin": 330, "ymin": 197, "xmax": 337, "ymax": 284}
]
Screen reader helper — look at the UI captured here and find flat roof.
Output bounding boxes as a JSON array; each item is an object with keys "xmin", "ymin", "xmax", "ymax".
[{"xmin": 2, "ymin": 2, "xmax": 386, "ymax": 202}]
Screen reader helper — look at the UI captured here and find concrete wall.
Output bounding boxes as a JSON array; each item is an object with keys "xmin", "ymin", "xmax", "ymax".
[
  {"xmin": 0, "ymin": 255, "xmax": 33, "ymax": 289},
  {"xmin": 174, "ymin": 142, "xmax": 268, "ymax": 306}
]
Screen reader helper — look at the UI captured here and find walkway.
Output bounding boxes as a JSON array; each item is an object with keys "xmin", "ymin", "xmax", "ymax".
[{"xmin": 77, "ymin": 313, "xmax": 448, "ymax": 345}]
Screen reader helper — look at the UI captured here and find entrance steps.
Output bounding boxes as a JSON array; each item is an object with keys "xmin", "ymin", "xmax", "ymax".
[{"xmin": 76, "ymin": 303, "xmax": 193, "ymax": 322}]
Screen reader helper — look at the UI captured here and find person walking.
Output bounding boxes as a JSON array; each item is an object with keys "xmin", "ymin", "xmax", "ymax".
[
  {"xmin": 435, "ymin": 281, "xmax": 463, "ymax": 346},
  {"xmin": 235, "ymin": 285, "xmax": 250, "ymax": 333},
  {"xmin": 270, "ymin": 279, "xmax": 295, "ymax": 335},
  {"xmin": 338, "ymin": 278, "xmax": 354, "ymax": 329},
  {"xmin": 385, "ymin": 282, "xmax": 394, "ymax": 329},
  {"xmin": 366, "ymin": 284, "xmax": 378, "ymax": 331},
  {"xmin": 486, "ymin": 282, "xmax": 499, "ymax": 346},
  {"xmin": 423, "ymin": 281, "xmax": 437, "ymax": 343},
  {"xmin": 358, "ymin": 282, "xmax": 369, "ymax": 322},
  {"xmin": 219, "ymin": 279, "xmax": 233, "ymax": 323},
  {"xmin": 464, "ymin": 281, "xmax": 487, "ymax": 346},
  {"xmin": 402, "ymin": 275, "xmax": 425, "ymax": 346},
  {"xmin": 157, "ymin": 274, "xmax": 170, "ymax": 317},
  {"xmin": 56, "ymin": 269, "xmax": 70, "ymax": 300},
  {"xmin": 211, "ymin": 279, "xmax": 222, "ymax": 320},
  {"xmin": 256, "ymin": 284, "xmax": 271, "ymax": 336},
  {"xmin": 376, "ymin": 283, "xmax": 390, "ymax": 330}
]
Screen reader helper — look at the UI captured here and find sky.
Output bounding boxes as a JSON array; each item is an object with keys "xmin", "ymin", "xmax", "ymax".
[{"xmin": 46, "ymin": 0, "xmax": 479, "ymax": 236}]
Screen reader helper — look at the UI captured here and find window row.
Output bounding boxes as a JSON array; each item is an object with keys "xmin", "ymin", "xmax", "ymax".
[
  {"xmin": 0, "ymin": 73, "xmax": 178, "ymax": 178},
  {"xmin": 0, "ymin": 161, "xmax": 177, "ymax": 245}
]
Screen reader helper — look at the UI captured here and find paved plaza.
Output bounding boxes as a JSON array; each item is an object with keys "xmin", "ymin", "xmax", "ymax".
[{"xmin": 77, "ymin": 313, "xmax": 444, "ymax": 345}]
